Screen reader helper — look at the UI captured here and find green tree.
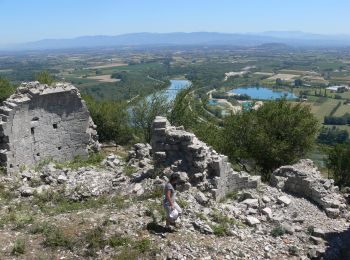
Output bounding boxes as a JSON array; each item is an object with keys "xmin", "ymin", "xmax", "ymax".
[
  {"xmin": 0, "ymin": 78, "xmax": 15, "ymax": 103},
  {"xmin": 131, "ymin": 92, "xmax": 171, "ymax": 143},
  {"xmin": 169, "ymin": 88, "xmax": 195, "ymax": 128},
  {"xmin": 84, "ymin": 96, "xmax": 132, "ymax": 145},
  {"xmin": 327, "ymin": 144, "xmax": 350, "ymax": 188},
  {"xmin": 275, "ymin": 78, "xmax": 283, "ymax": 86},
  {"xmin": 294, "ymin": 78, "xmax": 303, "ymax": 87},
  {"xmin": 221, "ymin": 99, "xmax": 319, "ymax": 180},
  {"xmin": 35, "ymin": 70, "xmax": 55, "ymax": 85}
]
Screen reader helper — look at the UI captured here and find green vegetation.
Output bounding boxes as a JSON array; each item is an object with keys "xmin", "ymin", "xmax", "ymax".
[
  {"xmin": 317, "ymin": 127, "xmax": 349, "ymax": 146},
  {"xmin": 55, "ymin": 152, "xmax": 104, "ymax": 170},
  {"xmin": 33, "ymin": 191, "xmax": 128, "ymax": 215},
  {"xmin": 35, "ymin": 70, "xmax": 55, "ymax": 85},
  {"xmin": 0, "ymin": 78, "xmax": 15, "ymax": 103},
  {"xmin": 307, "ymin": 225, "xmax": 315, "ymax": 235},
  {"xmin": 327, "ymin": 143, "xmax": 350, "ymax": 188},
  {"xmin": 221, "ymin": 100, "xmax": 319, "ymax": 180},
  {"xmin": 210, "ymin": 211, "xmax": 244, "ymax": 236},
  {"xmin": 131, "ymin": 92, "xmax": 171, "ymax": 142},
  {"xmin": 11, "ymin": 238, "xmax": 26, "ymax": 255},
  {"xmin": 84, "ymin": 95, "xmax": 132, "ymax": 144},
  {"xmin": 271, "ymin": 226, "xmax": 285, "ymax": 237}
]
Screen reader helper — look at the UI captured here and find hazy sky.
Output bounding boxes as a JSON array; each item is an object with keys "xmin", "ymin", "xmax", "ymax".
[{"xmin": 1, "ymin": 0, "xmax": 350, "ymax": 45}]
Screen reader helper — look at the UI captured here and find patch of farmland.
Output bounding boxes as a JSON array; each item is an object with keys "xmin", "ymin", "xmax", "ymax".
[
  {"xmin": 267, "ymin": 73, "xmax": 299, "ymax": 81},
  {"xmin": 86, "ymin": 75, "xmax": 121, "ymax": 83}
]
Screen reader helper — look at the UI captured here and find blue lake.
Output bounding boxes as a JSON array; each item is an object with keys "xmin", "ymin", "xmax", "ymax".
[
  {"xmin": 165, "ymin": 79, "xmax": 191, "ymax": 101},
  {"xmin": 228, "ymin": 86, "xmax": 297, "ymax": 100}
]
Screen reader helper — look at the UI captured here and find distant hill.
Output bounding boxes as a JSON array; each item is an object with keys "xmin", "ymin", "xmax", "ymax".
[{"xmin": 3, "ymin": 32, "xmax": 350, "ymax": 51}]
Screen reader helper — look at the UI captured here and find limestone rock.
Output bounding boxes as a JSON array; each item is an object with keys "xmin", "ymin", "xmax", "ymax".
[
  {"xmin": 195, "ymin": 191, "xmax": 209, "ymax": 205},
  {"xmin": 278, "ymin": 196, "xmax": 291, "ymax": 206},
  {"xmin": 192, "ymin": 221, "xmax": 214, "ymax": 234},
  {"xmin": 241, "ymin": 198, "xmax": 259, "ymax": 208},
  {"xmin": 262, "ymin": 207, "xmax": 272, "ymax": 219},
  {"xmin": 246, "ymin": 216, "xmax": 260, "ymax": 226},
  {"xmin": 272, "ymin": 159, "xmax": 346, "ymax": 217}
]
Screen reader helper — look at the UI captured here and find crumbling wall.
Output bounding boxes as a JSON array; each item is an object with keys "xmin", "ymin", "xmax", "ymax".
[
  {"xmin": 151, "ymin": 116, "xmax": 260, "ymax": 201},
  {"xmin": 0, "ymin": 82, "xmax": 100, "ymax": 173},
  {"xmin": 271, "ymin": 159, "xmax": 347, "ymax": 218}
]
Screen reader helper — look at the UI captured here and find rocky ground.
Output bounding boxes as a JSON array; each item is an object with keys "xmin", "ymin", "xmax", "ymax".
[{"xmin": 0, "ymin": 144, "xmax": 349, "ymax": 259}]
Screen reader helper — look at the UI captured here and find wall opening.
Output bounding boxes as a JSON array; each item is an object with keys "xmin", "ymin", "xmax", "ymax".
[
  {"xmin": 32, "ymin": 117, "xmax": 39, "ymax": 121},
  {"xmin": 58, "ymin": 146, "xmax": 62, "ymax": 150},
  {"xmin": 53, "ymin": 123, "xmax": 58, "ymax": 129},
  {"xmin": 31, "ymin": 127, "xmax": 35, "ymax": 135},
  {"xmin": 36, "ymin": 153, "xmax": 40, "ymax": 156}
]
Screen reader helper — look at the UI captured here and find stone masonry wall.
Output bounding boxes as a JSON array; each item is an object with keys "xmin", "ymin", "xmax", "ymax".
[
  {"xmin": 0, "ymin": 82, "xmax": 100, "ymax": 173},
  {"xmin": 271, "ymin": 159, "xmax": 347, "ymax": 218},
  {"xmin": 151, "ymin": 116, "xmax": 260, "ymax": 201}
]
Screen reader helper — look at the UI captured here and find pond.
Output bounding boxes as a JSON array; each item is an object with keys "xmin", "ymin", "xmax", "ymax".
[{"xmin": 228, "ymin": 86, "xmax": 297, "ymax": 100}]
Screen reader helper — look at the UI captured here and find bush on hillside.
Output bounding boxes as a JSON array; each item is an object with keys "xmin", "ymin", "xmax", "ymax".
[{"xmin": 221, "ymin": 99, "xmax": 318, "ymax": 180}]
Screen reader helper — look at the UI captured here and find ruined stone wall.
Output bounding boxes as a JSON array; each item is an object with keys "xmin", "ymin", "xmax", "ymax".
[
  {"xmin": 0, "ymin": 82, "xmax": 100, "ymax": 173},
  {"xmin": 271, "ymin": 159, "xmax": 347, "ymax": 218},
  {"xmin": 151, "ymin": 116, "xmax": 260, "ymax": 201}
]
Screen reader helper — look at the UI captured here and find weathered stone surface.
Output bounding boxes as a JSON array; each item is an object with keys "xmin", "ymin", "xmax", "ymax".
[
  {"xmin": 262, "ymin": 207, "xmax": 272, "ymax": 219},
  {"xmin": 271, "ymin": 159, "xmax": 347, "ymax": 218},
  {"xmin": 0, "ymin": 82, "xmax": 100, "ymax": 173},
  {"xmin": 246, "ymin": 216, "xmax": 260, "ymax": 226},
  {"xmin": 278, "ymin": 196, "xmax": 292, "ymax": 206},
  {"xmin": 151, "ymin": 116, "xmax": 260, "ymax": 201},
  {"xmin": 241, "ymin": 198, "xmax": 259, "ymax": 208},
  {"xmin": 195, "ymin": 191, "xmax": 209, "ymax": 205}
]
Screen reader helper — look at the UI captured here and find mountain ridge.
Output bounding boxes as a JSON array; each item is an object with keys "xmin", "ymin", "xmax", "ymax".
[{"xmin": 3, "ymin": 31, "xmax": 350, "ymax": 51}]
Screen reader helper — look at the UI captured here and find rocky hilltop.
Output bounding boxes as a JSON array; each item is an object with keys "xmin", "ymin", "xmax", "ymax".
[{"xmin": 0, "ymin": 85, "xmax": 349, "ymax": 259}]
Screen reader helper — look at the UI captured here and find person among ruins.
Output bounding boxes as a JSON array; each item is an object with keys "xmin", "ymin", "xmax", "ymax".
[{"xmin": 163, "ymin": 174, "xmax": 182, "ymax": 230}]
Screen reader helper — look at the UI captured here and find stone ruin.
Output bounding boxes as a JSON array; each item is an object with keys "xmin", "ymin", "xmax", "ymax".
[
  {"xmin": 151, "ymin": 116, "xmax": 260, "ymax": 201},
  {"xmin": 0, "ymin": 82, "xmax": 100, "ymax": 173},
  {"xmin": 271, "ymin": 159, "xmax": 347, "ymax": 218}
]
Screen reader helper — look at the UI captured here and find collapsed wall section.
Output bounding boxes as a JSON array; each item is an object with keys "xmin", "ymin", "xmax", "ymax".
[
  {"xmin": 0, "ymin": 82, "xmax": 100, "ymax": 173},
  {"xmin": 271, "ymin": 159, "xmax": 347, "ymax": 218},
  {"xmin": 151, "ymin": 116, "xmax": 260, "ymax": 201}
]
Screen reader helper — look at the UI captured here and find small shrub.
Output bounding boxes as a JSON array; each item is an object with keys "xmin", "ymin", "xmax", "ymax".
[
  {"xmin": 34, "ymin": 157, "xmax": 53, "ymax": 172},
  {"xmin": 42, "ymin": 225, "xmax": 76, "ymax": 250},
  {"xmin": 29, "ymin": 177, "xmax": 42, "ymax": 188},
  {"xmin": 146, "ymin": 202, "xmax": 166, "ymax": 222},
  {"xmin": 110, "ymin": 195, "xmax": 129, "ymax": 210},
  {"xmin": 138, "ymin": 186, "xmax": 163, "ymax": 201},
  {"xmin": 134, "ymin": 238, "xmax": 151, "ymax": 253},
  {"xmin": 195, "ymin": 212, "xmax": 207, "ymax": 221},
  {"xmin": 0, "ymin": 184, "xmax": 16, "ymax": 202},
  {"xmin": 0, "ymin": 166, "xmax": 6, "ymax": 175},
  {"xmin": 271, "ymin": 226, "xmax": 285, "ymax": 237},
  {"xmin": 0, "ymin": 211, "xmax": 34, "ymax": 229},
  {"xmin": 84, "ymin": 226, "xmax": 106, "ymax": 257},
  {"xmin": 211, "ymin": 211, "xmax": 243, "ymax": 227},
  {"xmin": 124, "ymin": 165, "xmax": 137, "ymax": 176},
  {"xmin": 11, "ymin": 238, "xmax": 26, "ymax": 255},
  {"xmin": 211, "ymin": 224, "xmax": 229, "ymax": 236},
  {"xmin": 29, "ymin": 222, "xmax": 52, "ymax": 234},
  {"xmin": 307, "ymin": 225, "xmax": 315, "ymax": 235},
  {"xmin": 220, "ymin": 192, "xmax": 238, "ymax": 203},
  {"xmin": 177, "ymin": 198, "xmax": 188, "ymax": 209},
  {"xmin": 108, "ymin": 235, "xmax": 131, "ymax": 248}
]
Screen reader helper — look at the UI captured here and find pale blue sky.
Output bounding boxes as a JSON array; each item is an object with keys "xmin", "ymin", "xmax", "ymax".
[{"xmin": 1, "ymin": 0, "xmax": 350, "ymax": 45}]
